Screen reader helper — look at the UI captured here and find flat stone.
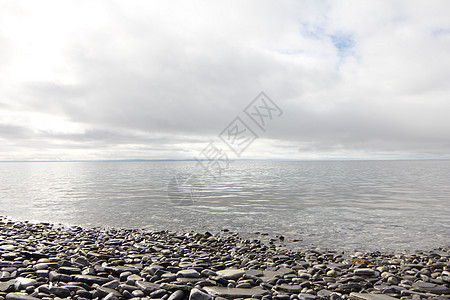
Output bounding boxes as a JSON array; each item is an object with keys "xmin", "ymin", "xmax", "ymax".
[
  {"xmin": 274, "ymin": 284, "xmax": 303, "ymax": 293},
  {"xmin": 2, "ymin": 253, "xmax": 19, "ymax": 260},
  {"xmin": 349, "ymin": 292, "xmax": 399, "ymax": 300},
  {"xmin": 14, "ymin": 277, "xmax": 37, "ymax": 290},
  {"xmin": 5, "ymin": 293, "xmax": 40, "ymax": 300},
  {"xmin": 34, "ymin": 263, "xmax": 58, "ymax": 270},
  {"xmin": 317, "ymin": 289, "xmax": 333, "ymax": 297},
  {"xmin": 160, "ymin": 283, "xmax": 191, "ymax": 292},
  {"xmin": 59, "ymin": 266, "xmax": 81, "ymax": 274},
  {"xmin": 49, "ymin": 286, "xmax": 71, "ymax": 298},
  {"xmin": 201, "ymin": 269, "xmax": 218, "ymax": 277},
  {"xmin": 412, "ymin": 281, "xmax": 450, "ymax": 294},
  {"xmin": 0, "ymin": 280, "xmax": 16, "ymax": 292},
  {"xmin": 96, "ymin": 285, "xmax": 122, "ymax": 297},
  {"xmin": 0, "ymin": 271, "xmax": 14, "ymax": 281},
  {"xmin": 102, "ymin": 280, "xmax": 120, "ymax": 289},
  {"xmin": 72, "ymin": 274, "xmax": 110, "ymax": 285},
  {"xmin": 337, "ymin": 283, "xmax": 364, "ymax": 293},
  {"xmin": 73, "ymin": 256, "xmax": 90, "ymax": 266},
  {"xmin": 168, "ymin": 290, "xmax": 185, "ymax": 300},
  {"xmin": 177, "ymin": 269, "xmax": 201, "ymax": 278},
  {"xmin": 204, "ymin": 286, "xmax": 267, "ymax": 299},
  {"xmin": 0, "ymin": 245, "xmax": 17, "ymax": 251},
  {"xmin": 216, "ymin": 269, "xmax": 246, "ymax": 280},
  {"xmin": 245, "ymin": 270, "xmax": 264, "ymax": 277},
  {"xmin": 135, "ymin": 281, "xmax": 161, "ymax": 293},
  {"xmin": 298, "ymin": 293, "xmax": 317, "ymax": 300},
  {"xmin": 190, "ymin": 288, "xmax": 213, "ymax": 300},
  {"xmin": 177, "ymin": 277, "xmax": 203, "ymax": 284},
  {"xmin": 132, "ymin": 289, "xmax": 145, "ymax": 297},
  {"xmin": 275, "ymin": 267, "xmax": 296, "ymax": 275},
  {"xmin": 354, "ymin": 269, "xmax": 376, "ymax": 276},
  {"xmin": 104, "ymin": 293, "xmax": 119, "ymax": 300}
]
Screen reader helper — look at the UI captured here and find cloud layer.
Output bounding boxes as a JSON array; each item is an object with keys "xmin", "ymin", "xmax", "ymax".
[{"xmin": 1, "ymin": 0, "xmax": 450, "ymax": 160}]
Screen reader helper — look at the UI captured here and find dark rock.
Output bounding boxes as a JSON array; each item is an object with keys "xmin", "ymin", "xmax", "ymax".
[
  {"xmin": 168, "ymin": 290, "xmax": 185, "ymax": 300},
  {"xmin": 49, "ymin": 286, "xmax": 70, "ymax": 298},
  {"xmin": 354, "ymin": 269, "xmax": 376, "ymax": 277},
  {"xmin": 203, "ymin": 286, "xmax": 267, "ymax": 299}
]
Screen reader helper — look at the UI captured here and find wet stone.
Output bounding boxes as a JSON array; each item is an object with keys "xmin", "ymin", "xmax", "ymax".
[
  {"xmin": 49, "ymin": 286, "xmax": 71, "ymax": 298},
  {"xmin": 216, "ymin": 269, "xmax": 246, "ymax": 280},
  {"xmin": 353, "ymin": 269, "xmax": 376, "ymax": 277},
  {"xmin": 275, "ymin": 284, "xmax": 303, "ymax": 293},
  {"xmin": 14, "ymin": 277, "xmax": 37, "ymax": 290},
  {"xmin": 203, "ymin": 286, "xmax": 267, "ymax": 299},
  {"xmin": 177, "ymin": 269, "xmax": 201, "ymax": 278}
]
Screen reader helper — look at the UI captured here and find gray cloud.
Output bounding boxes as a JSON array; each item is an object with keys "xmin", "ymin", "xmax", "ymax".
[{"xmin": 0, "ymin": 1, "xmax": 450, "ymax": 160}]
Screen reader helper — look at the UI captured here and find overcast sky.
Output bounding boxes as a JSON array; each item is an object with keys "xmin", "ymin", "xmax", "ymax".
[{"xmin": 1, "ymin": 1, "xmax": 449, "ymax": 161}]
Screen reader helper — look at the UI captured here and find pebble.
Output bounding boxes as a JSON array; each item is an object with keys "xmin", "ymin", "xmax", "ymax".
[{"xmin": 0, "ymin": 216, "xmax": 448, "ymax": 300}]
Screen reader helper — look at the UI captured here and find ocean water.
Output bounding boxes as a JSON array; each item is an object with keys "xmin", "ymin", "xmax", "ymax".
[{"xmin": 0, "ymin": 160, "xmax": 449, "ymax": 251}]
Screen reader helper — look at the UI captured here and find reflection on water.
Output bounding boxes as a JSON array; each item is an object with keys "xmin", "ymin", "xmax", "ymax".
[{"xmin": 0, "ymin": 160, "xmax": 449, "ymax": 250}]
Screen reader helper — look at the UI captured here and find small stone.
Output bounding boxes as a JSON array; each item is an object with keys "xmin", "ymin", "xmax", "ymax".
[
  {"xmin": 72, "ymin": 274, "xmax": 110, "ymax": 285},
  {"xmin": 59, "ymin": 266, "xmax": 81, "ymax": 274},
  {"xmin": 386, "ymin": 276, "xmax": 398, "ymax": 285},
  {"xmin": 73, "ymin": 256, "xmax": 90, "ymax": 266},
  {"xmin": 216, "ymin": 269, "xmax": 246, "ymax": 280},
  {"xmin": 354, "ymin": 269, "xmax": 376, "ymax": 277},
  {"xmin": 203, "ymin": 286, "xmax": 267, "ymax": 299},
  {"xmin": 0, "ymin": 280, "xmax": 16, "ymax": 293},
  {"xmin": 49, "ymin": 287, "xmax": 70, "ymax": 298},
  {"xmin": 190, "ymin": 288, "xmax": 213, "ymax": 300},
  {"xmin": 132, "ymin": 289, "xmax": 145, "ymax": 297},
  {"xmin": 135, "ymin": 281, "xmax": 161, "ymax": 294},
  {"xmin": 168, "ymin": 290, "xmax": 185, "ymax": 300},
  {"xmin": 14, "ymin": 278, "xmax": 37, "ymax": 290},
  {"xmin": 177, "ymin": 269, "xmax": 201, "ymax": 278},
  {"xmin": 412, "ymin": 281, "xmax": 450, "ymax": 294},
  {"xmin": 298, "ymin": 294, "xmax": 316, "ymax": 300},
  {"xmin": 5, "ymin": 293, "xmax": 40, "ymax": 300},
  {"xmin": 103, "ymin": 293, "xmax": 119, "ymax": 300},
  {"xmin": 275, "ymin": 284, "xmax": 303, "ymax": 293},
  {"xmin": 150, "ymin": 289, "xmax": 168, "ymax": 298},
  {"xmin": 349, "ymin": 292, "xmax": 399, "ymax": 300},
  {"xmin": 102, "ymin": 280, "xmax": 120, "ymax": 289}
]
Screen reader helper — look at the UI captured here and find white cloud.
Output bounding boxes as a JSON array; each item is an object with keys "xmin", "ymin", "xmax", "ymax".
[{"xmin": 0, "ymin": 0, "xmax": 449, "ymax": 160}]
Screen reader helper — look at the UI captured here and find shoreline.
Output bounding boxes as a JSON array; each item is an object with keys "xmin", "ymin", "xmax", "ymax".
[{"xmin": 0, "ymin": 216, "xmax": 448, "ymax": 300}]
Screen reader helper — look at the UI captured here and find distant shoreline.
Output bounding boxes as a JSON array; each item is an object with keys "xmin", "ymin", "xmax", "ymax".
[{"xmin": 1, "ymin": 158, "xmax": 450, "ymax": 163}]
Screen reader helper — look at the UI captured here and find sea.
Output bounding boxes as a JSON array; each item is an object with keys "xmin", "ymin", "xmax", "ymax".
[{"xmin": 0, "ymin": 160, "xmax": 449, "ymax": 251}]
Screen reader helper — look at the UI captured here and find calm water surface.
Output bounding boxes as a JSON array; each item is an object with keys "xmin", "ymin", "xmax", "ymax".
[{"xmin": 0, "ymin": 160, "xmax": 449, "ymax": 251}]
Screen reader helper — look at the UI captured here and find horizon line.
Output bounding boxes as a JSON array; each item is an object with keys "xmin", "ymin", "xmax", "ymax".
[{"xmin": 1, "ymin": 158, "xmax": 450, "ymax": 163}]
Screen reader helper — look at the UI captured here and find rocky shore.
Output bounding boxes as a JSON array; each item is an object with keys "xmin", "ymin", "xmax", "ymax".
[{"xmin": 0, "ymin": 216, "xmax": 448, "ymax": 300}]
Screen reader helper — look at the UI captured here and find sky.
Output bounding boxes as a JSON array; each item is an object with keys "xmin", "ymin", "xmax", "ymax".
[{"xmin": 1, "ymin": 0, "xmax": 450, "ymax": 161}]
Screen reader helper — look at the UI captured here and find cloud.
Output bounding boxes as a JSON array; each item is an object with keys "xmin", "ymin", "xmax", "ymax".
[{"xmin": 0, "ymin": 0, "xmax": 449, "ymax": 160}]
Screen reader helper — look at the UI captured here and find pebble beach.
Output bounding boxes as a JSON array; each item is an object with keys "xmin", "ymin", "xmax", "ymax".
[{"xmin": 0, "ymin": 216, "xmax": 449, "ymax": 300}]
